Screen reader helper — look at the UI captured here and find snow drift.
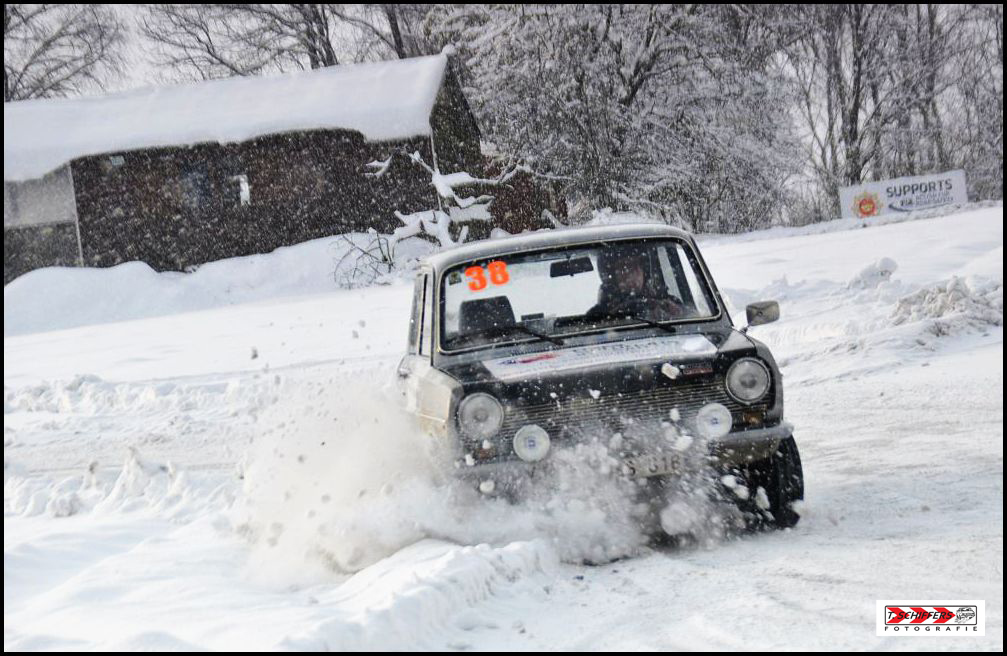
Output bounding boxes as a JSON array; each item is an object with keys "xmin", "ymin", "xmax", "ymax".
[{"xmin": 3, "ymin": 234, "xmax": 435, "ymax": 337}]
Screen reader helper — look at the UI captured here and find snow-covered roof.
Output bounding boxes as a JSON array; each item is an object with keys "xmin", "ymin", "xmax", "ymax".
[
  {"xmin": 424, "ymin": 224, "xmax": 694, "ymax": 271},
  {"xmin": 3, "ymin": 54, "xmax": 448, "ymax": 182}
]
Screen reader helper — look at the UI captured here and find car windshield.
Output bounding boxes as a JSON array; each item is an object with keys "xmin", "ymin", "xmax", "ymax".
[{"xmin": 440, "ymin": 238, "xmax": 719, "ymax": 351}]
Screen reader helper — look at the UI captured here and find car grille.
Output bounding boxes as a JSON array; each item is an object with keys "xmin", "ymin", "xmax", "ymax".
[{"xmin": 498, "ymin": 377, "xmax": 764, "ymax": 441}]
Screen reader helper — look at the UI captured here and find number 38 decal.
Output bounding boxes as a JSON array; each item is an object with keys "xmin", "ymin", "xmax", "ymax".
[{"xmin": 465, "ymin": 261, "xmax": 510, "ymax": 291}]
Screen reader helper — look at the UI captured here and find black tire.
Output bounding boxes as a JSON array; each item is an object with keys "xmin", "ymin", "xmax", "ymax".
[{"xmin": 742, "ymin": 436, "xmax": 804, "ymax": 529}]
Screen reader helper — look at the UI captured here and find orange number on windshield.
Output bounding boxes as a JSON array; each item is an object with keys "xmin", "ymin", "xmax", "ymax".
[
  {"xmin": 465, "ymin": 266, "xmax": 488, "ymax": 291},
  {"xmin": 465, "ymin": 261, "xmax": 509, "ymax": 291},
  {"xmin": 487, "ymin": 261, "xmax": 510, "ymax": 285}
]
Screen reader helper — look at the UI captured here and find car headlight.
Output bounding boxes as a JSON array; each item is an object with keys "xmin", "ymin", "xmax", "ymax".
[
  {"xmin": 726, "ymin": 358, "xmax": 770, "ymax": 404},
  {"xmin": 457, "ymin": 393, "xmax": 504, "ymax": 439}
]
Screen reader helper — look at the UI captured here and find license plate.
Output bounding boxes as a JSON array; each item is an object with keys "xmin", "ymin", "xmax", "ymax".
[{"xmin": 624, "ymin": 453, "xmax": 683, "ymax": 478}]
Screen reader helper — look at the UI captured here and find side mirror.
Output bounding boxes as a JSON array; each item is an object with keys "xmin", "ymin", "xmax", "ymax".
[{"xmin": 745, "ymin": 301, "xmax": 780, "ymax": 328}]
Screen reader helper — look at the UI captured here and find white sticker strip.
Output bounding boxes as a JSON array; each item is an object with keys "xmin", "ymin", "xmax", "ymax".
[{"xmin": 482, "ymin": 335, "xmax": 717, "ymax": 382}]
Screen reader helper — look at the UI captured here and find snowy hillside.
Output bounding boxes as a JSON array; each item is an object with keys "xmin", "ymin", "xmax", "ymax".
[{"xmin": 4, "ymin": 206, "xmax": 1003, "ymax": 650}]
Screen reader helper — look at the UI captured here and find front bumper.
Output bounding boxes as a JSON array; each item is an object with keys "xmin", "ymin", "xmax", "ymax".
[
  {"xmin": 709, "ymin": 422, "xmax": 793, "ymax": 467},
  {"xmin": 455, "ymin": 422, "xmax": 793, "ymax": 482}
]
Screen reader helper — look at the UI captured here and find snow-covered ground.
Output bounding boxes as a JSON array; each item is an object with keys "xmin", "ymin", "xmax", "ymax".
[{"xmin": 5, "ymin": 206, "xmax": 1003, "ymax": 650}]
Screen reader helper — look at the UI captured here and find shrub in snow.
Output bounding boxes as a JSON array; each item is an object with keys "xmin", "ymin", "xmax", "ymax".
[{"xmin": 338, "ymin": 151, "xmax": 527, "ymax": 287}]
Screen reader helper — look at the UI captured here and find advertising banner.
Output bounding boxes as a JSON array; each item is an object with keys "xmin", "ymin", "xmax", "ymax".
[{"xmin": 839, "ymin": 170, "xmax": 968, "ymax": 219}]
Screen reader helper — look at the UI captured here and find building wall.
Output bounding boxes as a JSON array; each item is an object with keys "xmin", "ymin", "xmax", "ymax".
[
  {"xmin": 4, "ymin": 165, "xmax": 78, "ymax": 228},
  {"xmin": 5, "ymin": 72, "xmax": 509, "ymax": 279},
  {"xmin": 71, "ymin": 130, "xmax": 440, "ymax": 272},
  {"xmin": 429, "ymin": 68, "xmax": 484, "ymax": 176},
  {"xmin": 4, "ymin": 165, "xmax": 82, "ymax": 283},
  {"xmin": 4, "ymin": 223, "xmax": 80, "ymax": 283}
]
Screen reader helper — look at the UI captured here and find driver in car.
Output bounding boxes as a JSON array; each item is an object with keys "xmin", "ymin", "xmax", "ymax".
[{"xmin": 587, "ymin": 246, "xmax": 690, "ymax": 321}]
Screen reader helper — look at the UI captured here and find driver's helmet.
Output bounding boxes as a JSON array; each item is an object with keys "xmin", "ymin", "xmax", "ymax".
[{"xmin": 596, "ymin": 244, "xmax": 651, "ymax": 285}]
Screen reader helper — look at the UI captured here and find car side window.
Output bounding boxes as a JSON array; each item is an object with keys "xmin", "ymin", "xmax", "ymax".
[
  {"xmin": 656, "ymin": 243, "xmax": 715, "ymax": 316},
  {"xmin": 418, "ymin": 273, "xmax": 432, "ymax": 357},
  {"xmin": 407, "ymin": 274, "xmax": 423, "ymax": 355},
  {"xmin": 670, "ymin": 244, "xmax": 715, "ymax": 316},
  {"xmin": 656, "ymin": 247, "xmax": 684, "ymax": 299}
]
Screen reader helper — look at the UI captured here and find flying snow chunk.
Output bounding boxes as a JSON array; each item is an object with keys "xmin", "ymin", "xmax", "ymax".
[
  {"xmin": 589, "ymin": 389, "xmax": 601, "ymax": 400},
  {"xmin": 661, "ymin": 363, "xmax": 681, "ymax": 380},
  {"xmin": 721, "ymin": 474, "xmax": 750, "ymax": 500},
  {"xmin": 672, "ymin": 434, "xmax": 693, "ymax": 452}
]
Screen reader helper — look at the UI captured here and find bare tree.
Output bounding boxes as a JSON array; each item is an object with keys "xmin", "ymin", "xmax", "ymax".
[
  {"xmin": 325, "ymin": 4, "xmax": 436, "ymax": 60},
  {"xmin": 4, "ymin": 4, "xmax": 125, "ymax": 101},
  {"xmin": 945, "ymin": 3, "xmax": 1003, "ymax": 200},
  {"xmin": 139, "ymin": 4, "xmax": 436, "ymax": 81},
  {"xmin": 140, "ymin": 4, "xmax": 333, "ymax": 80},
  {"xmin": 784, "ymin": 4, "xmax": 1002, "ymax": 221}
]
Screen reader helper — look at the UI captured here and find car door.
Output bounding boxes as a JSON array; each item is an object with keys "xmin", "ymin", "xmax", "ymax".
[{"xmin": 398, "ymin": 271, "xmax": 433, "ymax": 411}]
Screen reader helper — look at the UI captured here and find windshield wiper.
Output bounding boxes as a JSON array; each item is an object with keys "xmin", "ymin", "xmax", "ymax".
[
  {"xmin": 459, "ymin": 323, "xmax": 565, "ymax": 347},
  {"xmin": 594, "ymin": 311, "xmax": 677, "ymax": 335},
  {"xmin": 624, "ymin": 313, "xmax": 677, "ymax": 334},
  {"xmin": 510, "ymin": 323, "xmax": 566, "ymax": 346}
]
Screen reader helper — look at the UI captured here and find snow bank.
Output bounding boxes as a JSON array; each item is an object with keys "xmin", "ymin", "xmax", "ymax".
[
  {"xmin": 3, "ymin": 233, "xmax": 435, "ymax": 337},
  {"xmin": 280, "ymin": 539, "xmax": 557, "ymax": 651},
  {"xmin": 892, "ymin": 275, "xmax": 1003, "ymax": 335},
  {"xmin": 4, "ymin": 54, "xmax": 448, "ymax": 182},
  {"xmin": 698, "ymin": 200, "xmax": 1003, "ymax": 245},
  {"xmin": 586, "ymin": 201, "xmax": 1002, "ymax": 245},
  {"xmin": 7, "ymin": 203, "xmax": 1000, "ymax": 339},
  {"xmin": 847, "ymin": 257, "xmax": 898, "ymax": 290},
  {"xmin": 4, "ymin": 373, "xmax": 274, "ymax": 417},
  {"xmin": 4, "ymin": 449, "xmax": 234, "ymax": 519}
]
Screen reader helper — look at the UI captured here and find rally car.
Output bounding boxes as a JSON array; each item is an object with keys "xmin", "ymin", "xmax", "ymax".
[{"xmin": 397, "ymin": 224, "xmax": 803, "ymax": 528}]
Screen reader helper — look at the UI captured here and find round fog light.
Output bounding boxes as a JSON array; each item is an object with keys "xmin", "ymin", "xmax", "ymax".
[
  {"xmin": 696, "ymin": 403, "xmax": 732, "ymax": 439},
  {"xmin": 513, "ymin": 424, "xmax": 551, "ymax": 462}
]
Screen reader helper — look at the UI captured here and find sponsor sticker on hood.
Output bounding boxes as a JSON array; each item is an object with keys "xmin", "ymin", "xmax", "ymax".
[{"xmin": 482, "ymin": 335, "xmax": 717, "ymax": 382}]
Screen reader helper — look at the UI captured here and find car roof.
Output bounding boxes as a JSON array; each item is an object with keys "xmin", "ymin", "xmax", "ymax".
[{"xmin": 423, "ymin": 223, "xmax": 694, "ymax": 272}]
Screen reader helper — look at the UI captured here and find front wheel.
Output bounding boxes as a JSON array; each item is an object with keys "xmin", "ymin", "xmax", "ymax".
[{"xmin": 741, "ymin": 436, "xmax": 804, "ymax": 529}]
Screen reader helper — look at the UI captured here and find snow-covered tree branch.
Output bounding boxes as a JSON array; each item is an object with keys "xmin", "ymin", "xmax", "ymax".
[{"xmin": 390, "ymin": 152, "xmax": 498, "ymax": 249}]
